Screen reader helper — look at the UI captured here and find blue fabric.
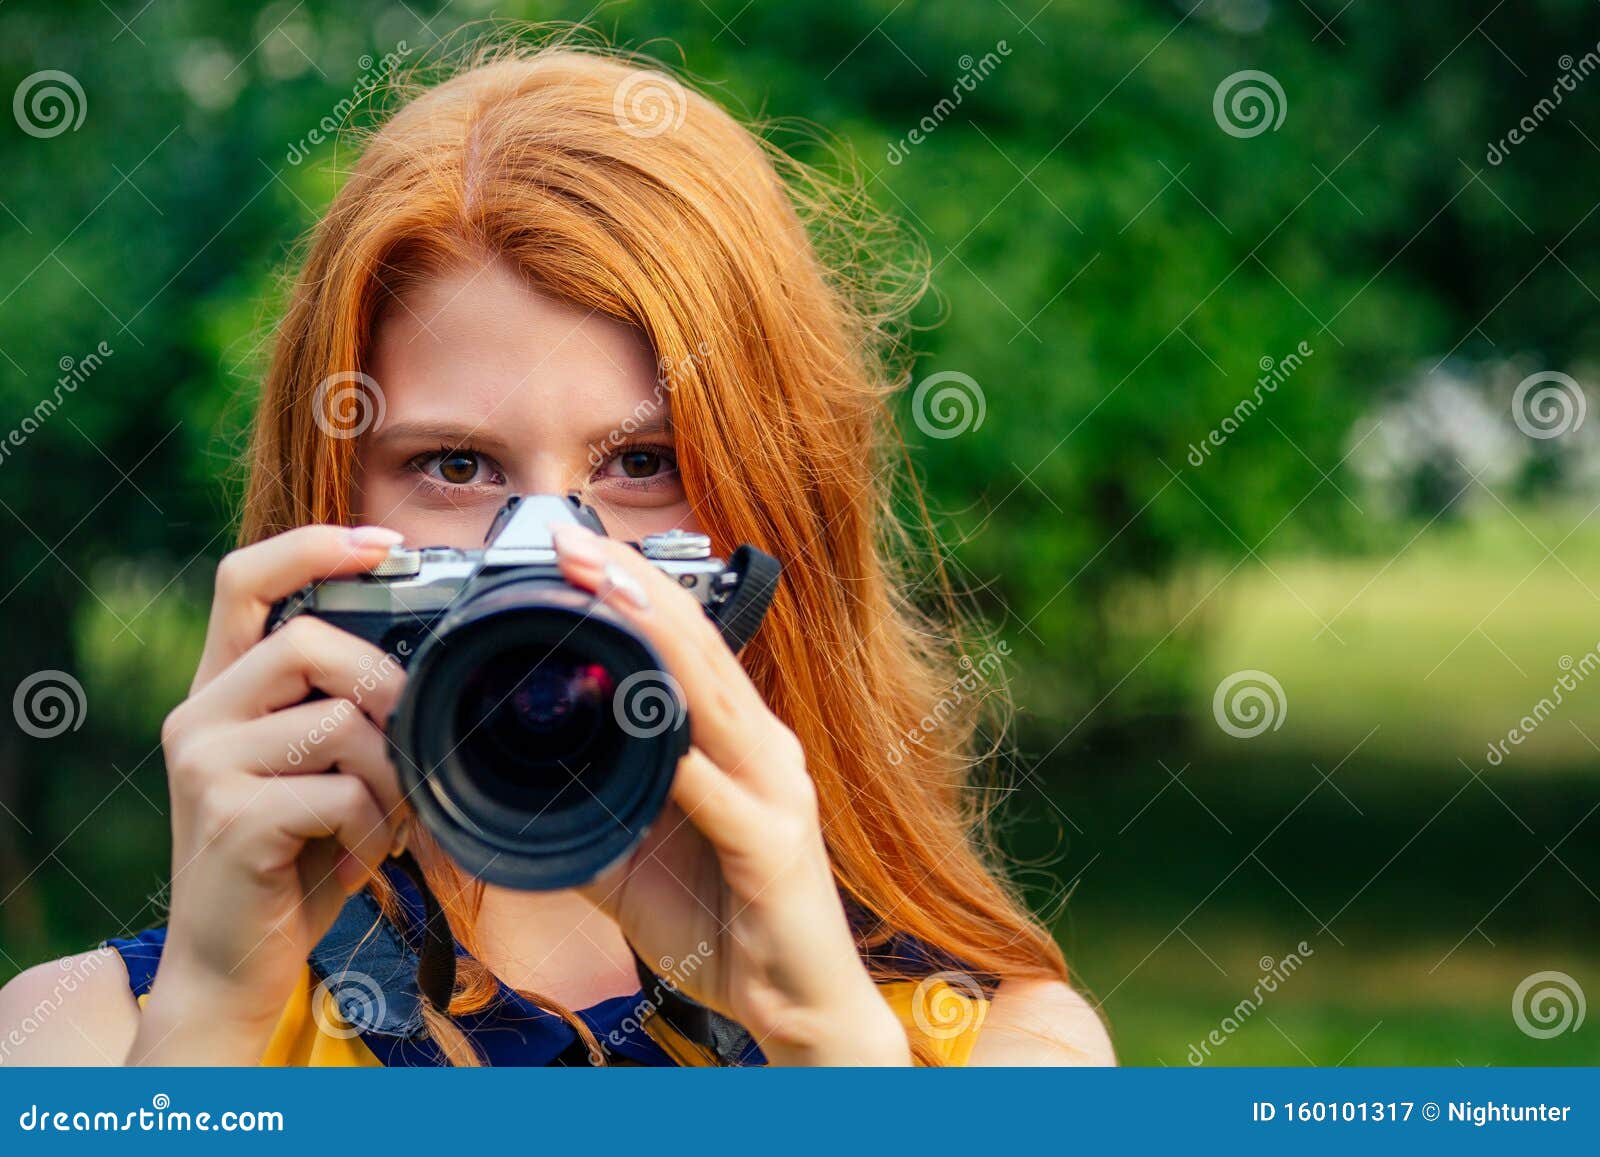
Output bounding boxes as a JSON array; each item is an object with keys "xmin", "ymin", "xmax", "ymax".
[
  {"xmin": 307, "ymin": 888, "xmax": 427, "ymax": 1040},
  {"xmin": 101, "ymin": 868, "xmax": 982, "ymax": 1067},
  {"xmin": 845, "ymin": 898, "xmax": 1001, "ymax": 993},
  {"xmin": 334, "ymin": 864, "xmax": 676, "ymax": 1067},
  {"xmin": 102, "ymin": 867, "xmax": 676, "ymax": 1068},
  {"xmin": 103, "ymin": 926, "xmax": 165, "ymax": 997}
]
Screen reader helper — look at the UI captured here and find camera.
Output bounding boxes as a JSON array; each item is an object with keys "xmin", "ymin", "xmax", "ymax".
[{"xmin": 267, "ymin": 493, "xmax": 780, "ymax": 891}]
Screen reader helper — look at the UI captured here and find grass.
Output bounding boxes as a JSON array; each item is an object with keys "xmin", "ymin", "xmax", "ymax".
[
  {"xmin": 1019, "ymin": 756, "xmax": 1600, "ymax": 1065},
  {"xmin": 1197, "ymin": 504, "xmax": 1600, "ymax": 769},
  {"xmin": 1013, "ymin": 504, "xmax": 1600, "ymax": 1065}
]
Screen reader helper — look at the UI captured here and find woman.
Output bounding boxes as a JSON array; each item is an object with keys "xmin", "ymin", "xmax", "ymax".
[{"xmin": 0, "ymin": 40, "xmax": 1112, "ymax": 1067}]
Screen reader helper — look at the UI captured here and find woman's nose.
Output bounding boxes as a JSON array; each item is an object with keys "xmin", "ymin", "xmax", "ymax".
[{"xmin": 518, "ymin": 450, "xmax": 586, "ymax": 497}]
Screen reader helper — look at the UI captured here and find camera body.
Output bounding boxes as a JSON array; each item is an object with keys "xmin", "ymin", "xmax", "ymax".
[{"xmin": 268, "ymin": 493, "xmax": 779, "ymax": 891}]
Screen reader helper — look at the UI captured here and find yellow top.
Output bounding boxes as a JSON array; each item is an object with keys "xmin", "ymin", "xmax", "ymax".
[{"xmin": 118, "ymin": 957, "xmax": 988, "ymax": 1067}]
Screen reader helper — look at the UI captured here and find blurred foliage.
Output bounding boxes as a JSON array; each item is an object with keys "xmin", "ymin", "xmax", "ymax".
[{"xmin": 3, "ymin": 0, "xmax": 1600, "ymax": 1062}]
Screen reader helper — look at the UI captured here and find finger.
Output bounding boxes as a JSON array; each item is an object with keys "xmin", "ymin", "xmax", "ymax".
[
  {"xmin": 193, "ymin": 615, "xmax": 406, "ymax": 724},
  {"xmin": 194, "ymin": 524, "xmax": 405, "ymax": 691},
  {"xmin": 250, "ymin": 773, "xmax": 397, "ymax": 883},
  {"xmin": 668, "ymin": 748, "xmax": 763, "ymax": 857},
  {"xmin": 192, "ymin": 699, "xmax": 405, "ymax": 819},
  {"xmin": 550, "ymin": 523, "xmax": 776, "ymax": 774}
]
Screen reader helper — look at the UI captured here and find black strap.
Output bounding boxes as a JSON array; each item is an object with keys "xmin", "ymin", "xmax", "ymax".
[
  {"xmin": 631, "ymin": 950, "xmax": 757, "ymax": 1065},
  {"xmin": 389, "ymin": 848, "xmax": 457, "ymax": 1014},
  {"xmin": 712, "ymin": 545, "xmax": 781, "ymax": 653}
]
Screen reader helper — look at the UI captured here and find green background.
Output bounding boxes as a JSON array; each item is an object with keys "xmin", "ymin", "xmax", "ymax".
[{"xmin": 1, "ymin": 0, "xmax": 1598, "ymax": 1065}]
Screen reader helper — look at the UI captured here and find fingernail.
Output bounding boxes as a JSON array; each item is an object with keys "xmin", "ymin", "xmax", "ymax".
[
  {"xmin": 600, "ymin": 562, "xmax": 650, "ymax": 610},
  {"xmin": 346, "ymin": 525, "xmax": 404, "ymax": 550},
  {"xmin": 552, "ymin": 522, "xmax": 605, "ymax": 566}
]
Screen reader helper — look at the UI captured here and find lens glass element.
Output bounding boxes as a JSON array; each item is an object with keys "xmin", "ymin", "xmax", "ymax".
[{"xmin": 455, "ymin": 647, "xmax": 618, "ymax": 795}]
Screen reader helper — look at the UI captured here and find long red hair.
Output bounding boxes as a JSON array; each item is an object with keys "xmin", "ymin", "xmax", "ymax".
[{"xmin": 241, "ymin": 34, "xmax": 1067, "ymax": 1063}]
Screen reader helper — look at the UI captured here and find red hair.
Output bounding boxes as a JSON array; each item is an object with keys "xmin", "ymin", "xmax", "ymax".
[{"xmin": 241, "ymin": 34, "xmax": 1067, "ymax": 1064}]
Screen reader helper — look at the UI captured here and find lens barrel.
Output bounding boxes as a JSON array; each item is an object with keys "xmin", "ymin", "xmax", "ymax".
[{"xmin": 389, "ymin": 575, "xmax": 686, "ymax": 890}]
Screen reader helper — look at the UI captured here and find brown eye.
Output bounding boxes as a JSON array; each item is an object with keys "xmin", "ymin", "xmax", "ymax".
[
  {"xmin": 438, "ymin": 451, "xmax": 480, "ymax": 485},
  {"xmin": 619, "ymin": 450, "xmax": 662, "ymax": 479}
]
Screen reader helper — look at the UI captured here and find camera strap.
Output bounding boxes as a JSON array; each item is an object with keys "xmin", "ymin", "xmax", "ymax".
[
  {"xmin": 712, "ymin": 545, "xmax": 782, "ymax": 652},
  {"xmin": 387, "ymin": 848, "xmax": 458, "ymax": 1015},
  {"xmin": 380, "ymin": 855, "xmax": 759, "ymax": 1063},
  {"xmin": 631, "ymin": 951, "xmax": 760, "ymax": 1065}
]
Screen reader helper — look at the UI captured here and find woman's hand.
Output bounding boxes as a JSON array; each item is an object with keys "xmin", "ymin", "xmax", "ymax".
[
  {"xmin": 127, "ymin": 525, "xmax": 409, "ymax": 1065},
  {"xmin": 551, "ymin": 523, "xmax": 911, "ymax": 1066}
]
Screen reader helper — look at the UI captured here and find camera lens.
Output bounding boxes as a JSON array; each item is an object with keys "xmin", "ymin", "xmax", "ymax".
[
  {"xmin": 393, "ymin": 577, "xmax": 687, "ymax": 891},
  {"xmin": 454, "ymin": 650, "xmax": 617, "ymax": 791}
]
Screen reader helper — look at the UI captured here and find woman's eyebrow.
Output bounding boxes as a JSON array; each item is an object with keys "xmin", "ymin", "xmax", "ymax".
[
  {"xmin": 584, "ymin": 410, "xmax": 673, "ymax": 445},
  {"xmin": 368, "ymin": 420, "xmax": 514, "ymax": 453}
]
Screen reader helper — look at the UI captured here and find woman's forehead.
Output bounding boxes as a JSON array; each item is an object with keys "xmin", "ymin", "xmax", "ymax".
[{"xmin": 368, "ymin": 258, "xmax": 663, "ymax": 444}]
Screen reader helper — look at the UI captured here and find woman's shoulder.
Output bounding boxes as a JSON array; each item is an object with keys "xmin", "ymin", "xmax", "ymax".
[
  {"xmin": 967, "ymin": 977, "xmax": 1117, "ymax": 1066},
  {"xmin": 0, "ymin": 947, "xmax": 141, "ymax": 1064}
]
